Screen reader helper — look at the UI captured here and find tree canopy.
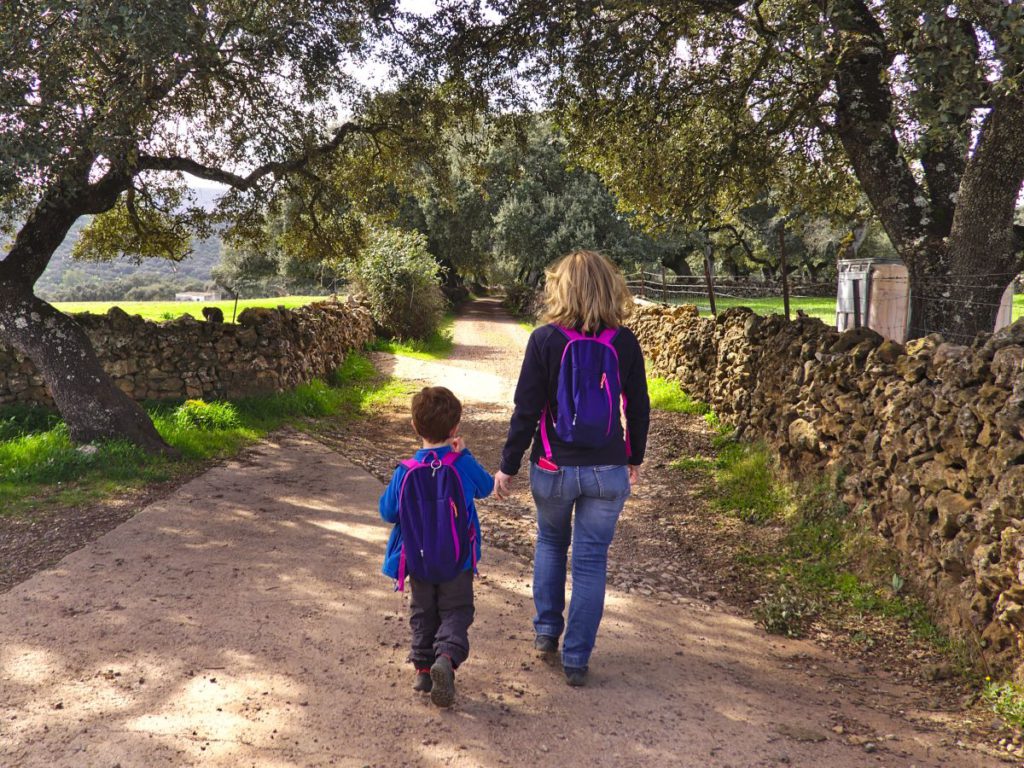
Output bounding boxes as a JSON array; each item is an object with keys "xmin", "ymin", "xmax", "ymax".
[
  {"xmin": 423, "ymin": 0, "xmax": 1024, "ymax": 339},
  {"xmin": 0, "ymin": 0, "xmax": 408, "ymax": 450}
]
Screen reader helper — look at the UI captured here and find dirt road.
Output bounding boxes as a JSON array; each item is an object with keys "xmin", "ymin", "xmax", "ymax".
[{"xmin": 0, "ymin": 299, "xmax": 1002, "ymax": 767}]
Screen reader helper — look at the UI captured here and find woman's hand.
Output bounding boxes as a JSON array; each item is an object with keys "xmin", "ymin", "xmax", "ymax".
[
  {"xmin": 628, "ymin": 464, "xmax": 641, "ymax": 486},
  {"xmin": 494, "ymin": 470, "xmax": 515, "ymax": 499}
]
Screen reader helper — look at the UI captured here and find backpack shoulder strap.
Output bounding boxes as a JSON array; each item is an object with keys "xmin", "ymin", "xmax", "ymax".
[
  {"xmin": 440, "ymin": 450, "xmax": 462, "ymax": 466},
  {"xmin": 553, "ymin": 324, "xmax": 586, "ymax": 342},
  {"xmin": 400, "ymin": 458, "xmax": 423, "ymax": 470},
  {"xmin": 597, "ymin": 327, "xmax": 620, "ymax": 344}
]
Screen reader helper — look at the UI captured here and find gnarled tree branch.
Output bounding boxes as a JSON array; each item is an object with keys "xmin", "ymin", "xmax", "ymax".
[{"xmin": 137, "ymin": 121, "xmax": 387, "ymax": 189}]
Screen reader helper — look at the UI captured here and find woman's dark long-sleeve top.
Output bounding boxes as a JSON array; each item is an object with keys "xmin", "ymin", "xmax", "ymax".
[{"xmin": 499, "ymin": 323, "xmax": 651, "ymax": 476}]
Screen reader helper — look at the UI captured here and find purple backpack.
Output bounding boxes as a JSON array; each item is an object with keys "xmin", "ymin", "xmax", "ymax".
[
  {"xmin": 395, "ymin": 450, "xmax": 476, "ymax": 591},
  {"xmin": 539, "ymin": 325, "xmax": 629, "ymax": 461}
]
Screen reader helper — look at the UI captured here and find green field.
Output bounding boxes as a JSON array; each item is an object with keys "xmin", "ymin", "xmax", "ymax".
[
  {"xmin": 663, "ymin": 295, "xmax": 1024, "ymax": 325},
  {"xmin": 53, "ymin": 296, "xmax": 331, "ymax": 323}
]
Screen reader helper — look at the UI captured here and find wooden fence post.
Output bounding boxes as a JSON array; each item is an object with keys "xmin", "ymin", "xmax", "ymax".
[
  {"xmin": 703, "ymin": 245, "xmax": 717, "ymax": 317},
  {"xmin": 778, "ymin": 226, "xmax": 791, "ymax": 321}
]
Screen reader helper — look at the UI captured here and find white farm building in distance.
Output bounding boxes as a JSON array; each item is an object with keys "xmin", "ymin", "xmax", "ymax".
[{"xmin": 174, "ymin": 290, "xmax": 223, "ymax": 302}]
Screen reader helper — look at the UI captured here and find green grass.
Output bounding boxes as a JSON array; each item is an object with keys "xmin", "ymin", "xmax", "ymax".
[
  {"xmin": 662, "ymin": 294, "xmax": 1024, "ymax": 323},
  {"xmin": 660, "ymin": 384, "xmax": 962, "ymax": 654},
  {"xmin": 0, "ymin": 352, "xmax": 408, "ymax": 516},
  {"xmin": 648, "ymin": 377, "xmax": 711, "ymax": 415},
  {"xmin": 984, "ymin": 681, "xmax": 1024, "ymax": 729},
  {"xmin": 52, "ymin": 296, "xmax": 330, "ymax": 323},
  {"xmin": 733, "ymin": 473, "xmax": 962, "ymax": 654},
  {"xmin": 369, "ymin": 315, "xmax": 455, "ymax": 360},
  {"xmin": 709, "ymin": 436, "xmax": 791, "ymax": 524}
]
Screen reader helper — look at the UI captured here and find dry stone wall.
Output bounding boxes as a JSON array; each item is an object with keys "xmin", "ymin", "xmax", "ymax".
[
  {"xmin": 0, "ymin": 300, "xmax": 374, "ymax": 407},
  {"xmin": 632, "ymin": 302, "xmax": 1024, "ymax": 676}
]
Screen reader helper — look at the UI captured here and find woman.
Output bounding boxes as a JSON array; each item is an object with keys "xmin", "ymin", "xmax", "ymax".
[{"xmin": 495, "ymin": 250, "xmax": 650, "ymax": 686}]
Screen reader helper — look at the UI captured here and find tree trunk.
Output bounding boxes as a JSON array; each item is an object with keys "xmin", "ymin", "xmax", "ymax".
[
  {"xmin": 661, "ymin": 249, "xmax": 693, "ymax": 277},
  {"xmin": 0, "ymin": 284, "xmax": 176, "ymax": 455},
  {"xmin": 905, "ymin": 242, "xmax": 1011, "ymax": 343}
]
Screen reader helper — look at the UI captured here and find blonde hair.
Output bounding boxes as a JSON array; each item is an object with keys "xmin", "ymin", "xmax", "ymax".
[{"xmin": 540, "ymin": 250, "xmax": 633, "ymax": 332}]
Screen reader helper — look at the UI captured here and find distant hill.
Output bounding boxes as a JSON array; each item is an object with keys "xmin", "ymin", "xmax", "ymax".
[{"xmin": 34, "ymin": 187, "xmax": 226, "ymax": 301}]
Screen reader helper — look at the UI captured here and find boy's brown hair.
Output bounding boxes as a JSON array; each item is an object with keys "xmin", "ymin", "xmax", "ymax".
[{"xmin": 411, "ymin": 386, "xmax": 462, "ymax": 443}]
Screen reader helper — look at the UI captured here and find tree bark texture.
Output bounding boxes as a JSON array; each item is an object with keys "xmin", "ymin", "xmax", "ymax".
[{"xmin": 0, "ymin": 283, "xmax": 175, "ymax": 454}]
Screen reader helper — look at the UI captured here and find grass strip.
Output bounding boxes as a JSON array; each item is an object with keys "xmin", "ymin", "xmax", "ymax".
[
  {"xmin": 647, "ymin": 376, "xmax": 711, "ymax": 416},
  {"xmin": 0, "ymin": 352, "xmax": 408, "ymax": 517},
  {"xmin": 659, "ymin": 384, "xmax": 963, "ymax": 661},
  {"xmin": 369, "ymin": 315, "xmax": 455, "ymax": 360}
]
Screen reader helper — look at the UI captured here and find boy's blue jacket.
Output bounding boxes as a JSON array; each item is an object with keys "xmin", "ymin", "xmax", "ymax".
[{"xmin": 380, "ymin": 445, "xmax": 494, "ymax": 579}]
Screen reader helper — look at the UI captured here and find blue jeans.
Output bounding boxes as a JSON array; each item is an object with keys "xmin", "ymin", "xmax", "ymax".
[{"xmin": 530, "ymin": 462, "xmax": 630, "ymax": 669}]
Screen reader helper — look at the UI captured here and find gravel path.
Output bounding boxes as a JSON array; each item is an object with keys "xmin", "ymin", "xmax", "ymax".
[{"xmin": 0, "ymin": 298, "xmax": 1005, "ymax": 767}]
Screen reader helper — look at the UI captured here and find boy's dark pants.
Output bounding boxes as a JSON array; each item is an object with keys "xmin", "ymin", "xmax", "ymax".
[{"xmin": 408, "ymin": 570, "xmax": 474, "ymax": 669}]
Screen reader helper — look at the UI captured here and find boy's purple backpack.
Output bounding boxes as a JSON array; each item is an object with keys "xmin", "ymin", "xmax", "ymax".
[
  {"xmin": 395, "ymin": 450, "xmax": 476, "ymax": 591},
  {"xmin": 540, "ymin": 325, "xmax": 629, "ymax": 460}
]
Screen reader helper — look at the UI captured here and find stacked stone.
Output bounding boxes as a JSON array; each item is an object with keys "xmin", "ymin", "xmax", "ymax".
[
  {"xmin": 0, "ymin": 300, "xmax": 374, "ymax": 407},
  {"xmin": 631, "ymin": 302, "xmax": 1024, "ymax": 676}
]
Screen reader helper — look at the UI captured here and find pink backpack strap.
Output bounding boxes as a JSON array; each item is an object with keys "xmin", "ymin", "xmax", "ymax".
[
  {"xmin": 556, "ymin": 324, "xmax": 585, "ymax": 342},
  {"xmin": 441, "ymin": 450, "xmax": 462, "ymax": 466},
  {"xmin": 396, "ymin": 546, "xmax": 407, "ymax": 592},
  {"xmin": 400, "ymin": 458, "xmax": 422, "ymax": 470},
  {"xmin": 539, "ymin": 405, "xmax": 554, "ymax": 459}
]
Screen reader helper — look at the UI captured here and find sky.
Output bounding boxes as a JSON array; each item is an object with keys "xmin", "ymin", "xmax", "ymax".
[{"xmin": 190, "ymin": 0, "xmax": 441, "ymax": 191}]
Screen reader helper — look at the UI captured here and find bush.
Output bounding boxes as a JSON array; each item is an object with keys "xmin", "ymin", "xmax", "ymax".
[
  {"xmin": 349, "ymin": 227, "xmax": 445, "ymax": 339},
  {"xmin": 502, "ymin": 280, "xmax": 541, "ymax": 318},
  {"xmin": 173, "ymin": 399, "xmax": 241, "ymax": 430},
  {"xmin": 753, "ymin": 583, "xmax": 815, "ymax": 638}
]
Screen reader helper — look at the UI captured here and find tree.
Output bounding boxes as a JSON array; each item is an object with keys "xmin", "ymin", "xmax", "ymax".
[
  {"xmin": 426, "ymin": 0, "xmax": 1024, "ymax": 340},
  {"xmin": 425, "ymin": 118, "xmax": 681, "ymax": 285},
  {"xmin": 348, "ymin": 226, "xmax": 445, "ymax": 339},
  {"xmin": 0, "ymin": 1, "xmax": 403, "ymax": 451}
]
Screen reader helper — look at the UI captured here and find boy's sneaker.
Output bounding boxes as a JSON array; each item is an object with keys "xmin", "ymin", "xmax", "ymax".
[
  {"xmin": 413, "ymin": 669, "xmax": 432, "ymax": 693},
  {"xmin": 534, "ymin": 634, "xmax": 559, "ymax": 664},
  {"xmin": 429, "ymin": 655, "xmax": 456, "ymax": 708},
  {"xmin": 564, "ymin": 666, "xmax": 588, "ymax": 687}
]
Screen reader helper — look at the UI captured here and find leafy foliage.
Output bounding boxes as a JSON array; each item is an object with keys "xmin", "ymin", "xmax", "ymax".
[
  {"xmin": 984, "ymin": 681, "xmax": 1024, "ymax": 730},
  {"xmin": 348, "ymin": 227, "xmax": 445, "ymax": 339},
  {"xmin": 753, "ymin": 584, "xmax": 816, "ymax": 639},
  {"xmin": 422, "ymin": 1, "xmax": 1024, "ymax": 337}
]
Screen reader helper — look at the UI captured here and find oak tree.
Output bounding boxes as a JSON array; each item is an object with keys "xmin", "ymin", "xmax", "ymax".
[
  {"xmin": 0, "ymin": 0, "xmax": 402, "ymax": 451},
  {"xmin": 427, "ymin": 0, "xmax": 1024, "ymax": 340}
]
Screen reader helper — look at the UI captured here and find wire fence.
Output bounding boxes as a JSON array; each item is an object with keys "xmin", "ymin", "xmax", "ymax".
[
  {"xmin": 627, "ymin": 269, "xmax": 1024, "ymax": 340},
  {"xmin": 625, "ymin": 270, "xmax": 838, "ymax": 322}
]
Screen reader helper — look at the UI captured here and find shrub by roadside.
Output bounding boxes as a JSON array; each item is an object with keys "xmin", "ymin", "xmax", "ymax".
[{"xmin": 349, "ymin": 228, "xmax": 445, "ymax": 340}]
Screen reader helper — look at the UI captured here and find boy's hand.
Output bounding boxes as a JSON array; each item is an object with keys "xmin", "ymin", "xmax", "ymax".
[
  {"xmin": 494, "ymin": 470, "xmax": 515, "ymax": 499},
  {"xmin": 451, "ymin": 436, "xmax": 465, "ymax": 452},
  {"xmin": 628, "ymin": 464, "xmax": 641, "ymax": 486}
]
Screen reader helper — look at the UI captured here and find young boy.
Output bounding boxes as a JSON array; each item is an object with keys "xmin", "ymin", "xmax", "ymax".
[{"xmin": 379, "ymin": 386, "xmax": 494, "ymax": 707}]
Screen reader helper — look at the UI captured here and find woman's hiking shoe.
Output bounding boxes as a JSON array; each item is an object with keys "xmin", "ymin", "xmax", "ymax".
[
  {"xmin": 429, "ymin": 655, "xmax": 456, "ymax": 707},
  {"xmin": 564, "ymin": 666, "xmax": 588, "ymax": 687},
  {"xmin": 413, "ymin": 669, "xmax": 432, "ymax": 693},
  {"xmin": 534, "ymin": 634, "xmax": 559, "ymax": 664}
]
